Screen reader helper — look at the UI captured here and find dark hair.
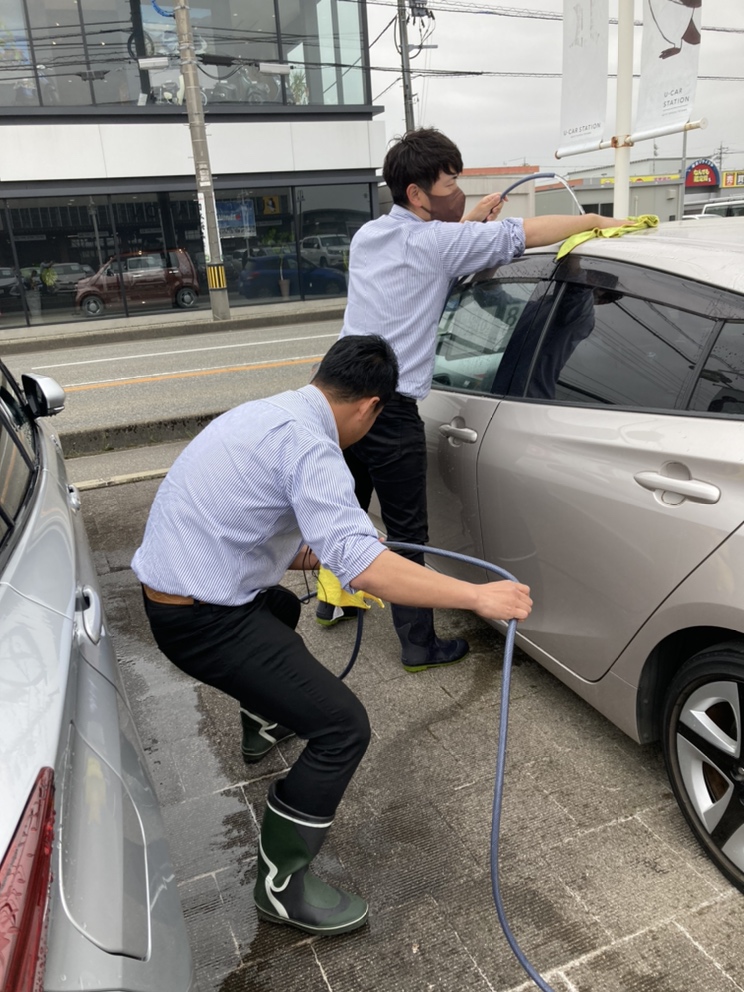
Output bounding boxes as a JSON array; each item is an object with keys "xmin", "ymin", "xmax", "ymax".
[
  {"xmin": 312, "ymin": 334, "xmax": 399, "ymax": 407},
  {"xmin": 383, "ymin": 128, "xmax": 464, "ymax": 206}
]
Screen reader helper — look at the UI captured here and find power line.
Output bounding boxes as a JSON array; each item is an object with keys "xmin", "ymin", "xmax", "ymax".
[{"xmin": 364, "ymin": 0, "xmax": 744, "ymax": 33}]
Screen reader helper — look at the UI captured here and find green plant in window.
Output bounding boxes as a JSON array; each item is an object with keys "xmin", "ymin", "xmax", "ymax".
[{"xmin": 289, "ymin": 69, "xmax": 309, "ymax": 106}]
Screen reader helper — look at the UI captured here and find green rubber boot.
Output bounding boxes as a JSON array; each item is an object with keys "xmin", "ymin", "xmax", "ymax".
[
  {"xmin": 254, "ymin": 783, "xmax": 368, "ymax": 935},
  {"xmin": 240, "ymin": 708, "xmax": 294, "ymax": 763},
  {"xmin": 390, "ymin": 605, "xmax": 469, "ymax": 673}
]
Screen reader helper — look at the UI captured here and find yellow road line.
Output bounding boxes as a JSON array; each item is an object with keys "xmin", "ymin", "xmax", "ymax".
[{"xmin": 64, "ymin": 355, "xmax": 322, "ymax": 392}]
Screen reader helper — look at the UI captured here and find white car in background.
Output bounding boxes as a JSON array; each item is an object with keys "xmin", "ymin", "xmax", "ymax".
[
  {"xmin": 300, "ymin": 234, "xmax": 350, "ymax": 270},
  {"xmin": 0, "ymin": 361, "xmax": 194, "ymax": 991}
]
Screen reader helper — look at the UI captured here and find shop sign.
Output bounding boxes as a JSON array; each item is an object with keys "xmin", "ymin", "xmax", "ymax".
[
  {"xmin": 216, "ymin": 200, "xmax": 256, "ymax": 237},
  {"xmin": 722, "ymin": 170, "xmax": 744, "ymax": 189},
  {"xmin": 599, "ymin": 174, "xmax": 680, "ymax": 185},
  {"xmin": 685, "ymin": 159, "xmax": 720, "ymax": 188}
]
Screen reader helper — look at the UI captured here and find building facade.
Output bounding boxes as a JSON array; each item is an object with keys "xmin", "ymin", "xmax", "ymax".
[{"xmin": 0, "ymin": 0, "xmax": 384, "ymax": 327}]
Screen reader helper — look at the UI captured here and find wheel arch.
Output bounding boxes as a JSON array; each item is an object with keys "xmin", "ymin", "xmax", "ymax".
[{"xmin": 637, "ymin": 626, "xmax": 744, "ymax": 744}]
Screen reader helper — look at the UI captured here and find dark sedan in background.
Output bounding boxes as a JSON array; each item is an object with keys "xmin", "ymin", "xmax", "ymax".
[{"xmin": 238, "ymin": 255, "xmax": 347, "ymax": 299}]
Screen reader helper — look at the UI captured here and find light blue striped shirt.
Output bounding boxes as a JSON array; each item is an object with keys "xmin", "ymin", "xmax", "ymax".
[
  {"xmin": 340, "ymin": 204, "xmax": 525, "ymax": 399},
  {"xmin": 131, "ymin": 385, "xmax": 385, "ymax": 606}
]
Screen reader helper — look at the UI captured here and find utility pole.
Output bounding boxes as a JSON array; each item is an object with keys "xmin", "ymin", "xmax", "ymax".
[
  {"xmin": 613, "ymin": 0, "xmax": 634, "ymax": 219},
  {"xmin": 397, "ymin": 0, "xmax": 415, "ymax": 133},
  {"xmin": 173, "ymin": 1, "xmax": 230, "ymax": 320}
]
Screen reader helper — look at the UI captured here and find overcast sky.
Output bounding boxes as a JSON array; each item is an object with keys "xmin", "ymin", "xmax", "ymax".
[{"xmin": 363, "ymin": 0, "xmax": 744, "ymax": 178}]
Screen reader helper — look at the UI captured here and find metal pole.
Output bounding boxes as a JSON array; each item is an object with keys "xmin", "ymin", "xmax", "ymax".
[
  {"xmin": 677, "ymin": 128, "xmax": 688, "ymax": 220},
  {"xmin": 398, "ymin": 0, "xmax": 415, "ymax": 132},
  {"xmin": 613, "ymin": 0, "xmax": 634, "ymax": 218},
  {"xmin": 173, "ymin": 1, "xmax": 230, "ymax": 320}
]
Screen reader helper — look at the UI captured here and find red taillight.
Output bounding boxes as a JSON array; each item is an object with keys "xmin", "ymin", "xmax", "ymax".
[{"xmin": 0, "ymin": 768, "xmax": 55, "ymax": 992}]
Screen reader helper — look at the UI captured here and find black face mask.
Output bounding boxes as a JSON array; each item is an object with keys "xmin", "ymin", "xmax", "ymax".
[{"xmin": 420, "ymin": 187, "xmax": 466, "ymax": 223}]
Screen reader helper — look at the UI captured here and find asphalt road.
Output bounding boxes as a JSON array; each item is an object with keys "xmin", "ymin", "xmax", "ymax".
[{"xmin": 4, "ymin": 317, "xmax": 343, "ymax": 447}]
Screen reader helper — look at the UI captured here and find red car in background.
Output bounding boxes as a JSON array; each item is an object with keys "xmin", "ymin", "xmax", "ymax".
[{"xmin": 75, "ymin": 249, "xmax": 199, "ymax": 317}]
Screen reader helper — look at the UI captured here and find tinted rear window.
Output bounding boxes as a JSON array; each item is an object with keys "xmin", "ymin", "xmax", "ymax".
[
  {"xmin": 526, "ymin": 281, "xmax": 718, "ymax": 410},
  {"xmin": 689, "ymin": 321, "xmax": 744, "ymax": 416}
]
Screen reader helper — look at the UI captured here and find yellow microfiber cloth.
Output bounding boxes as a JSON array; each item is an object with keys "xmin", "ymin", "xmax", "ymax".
[
  {"xmin": 555, "ymin": 215, "xmax": 659, "ymax": 260},
  {"xmin": 316, "ymin": 565, "xmax": 384, "ymax": 611}
]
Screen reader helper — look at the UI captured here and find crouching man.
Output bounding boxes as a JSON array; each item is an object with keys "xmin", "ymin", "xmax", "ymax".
[{"xmin": 131, "ymin": 334, "xmax": 532, "ymax": 936}]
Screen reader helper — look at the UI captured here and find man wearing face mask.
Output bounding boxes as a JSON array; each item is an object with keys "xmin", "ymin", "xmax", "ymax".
[{"xmin": 317, "ymin": 127, "xmax": 623, "ymax": 672}]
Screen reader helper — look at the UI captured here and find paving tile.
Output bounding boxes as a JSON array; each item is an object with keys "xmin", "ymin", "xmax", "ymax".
[
  {"xmin": 675, "ymin": 891, "xmax": 744, "ymax": 988},
  {"xmin": 544, "ymin": 816, "xmax": 720, "ymax": 939},
  {"xmin": 179, "ymin": 873, "xmax": 242, "ymax": 990},
  {"xmin": 636, "ymin": 803, "xmax": 735, "ymax": 895},
  {"xmin": 444, "ymin": 867, "xmax": 610, "ymax": 988},
  {"xmin": 562, "ymin": 920, "xmax": 743, "ymax": 992},
  {"xmin": 316, "ymin": 895, "xmax": 494, "ymax": 992},
  {"xmin": 338, "ymin": 794, "xmax": 482, "ymax": 910},
  {"xmin": 216, "ymin": 943, "xmax": 331, "ymax": 992},
  {"xmin": 162, "ymin": 788, "xmax": 257, "ymax": 883}
]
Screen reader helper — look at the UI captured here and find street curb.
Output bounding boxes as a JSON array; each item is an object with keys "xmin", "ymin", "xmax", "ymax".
[
  {"xmin": 0, "ymin": 303, "xmax": 346, "ymax": 356},
  {"xmin": 59, "ymin": 413, "xmax": 223, "ymax": 458},
  {"xmin": 76, "ymin": 468, "xmax": 169, "ymax": 491}
]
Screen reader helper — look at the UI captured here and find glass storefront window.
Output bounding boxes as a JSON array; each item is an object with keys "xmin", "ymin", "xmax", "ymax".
[
  {"xmin": 1, "ymin": 181, "xmax": 366, "ymax": 326},
  {"xmin": 0, "ymin": 0, "xmax": 367, "ymax": 109},
  {"xmin": 2, "ymin": 195, "xmax": 113, "ymax": 325},
  {"xmin": 280, "ymin": 0, "xmax": 366, "ymax": 107}
]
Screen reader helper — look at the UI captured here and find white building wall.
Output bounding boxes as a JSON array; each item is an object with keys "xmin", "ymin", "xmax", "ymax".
[{"xmin": 0, "ymin": 119, "xmax": 387, "ymax": 183}]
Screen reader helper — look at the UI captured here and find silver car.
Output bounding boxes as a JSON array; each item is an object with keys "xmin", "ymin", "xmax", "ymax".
[
  {"xmin": 420, "ymin": 218, "xmax": 744, "ymax": 892},
  {"xmin": 0, "ymin": 362, "xmax": 194, "ymax": 991}
]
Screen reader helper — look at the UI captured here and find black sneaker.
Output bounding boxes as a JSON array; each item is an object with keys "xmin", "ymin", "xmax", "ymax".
[{"xmin": 315, "ymin": 600, "xmax": 359, "ymax": 627}]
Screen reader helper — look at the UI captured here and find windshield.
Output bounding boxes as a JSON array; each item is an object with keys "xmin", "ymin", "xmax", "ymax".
[{"xmin": 322, "ymin": 236, "xmax": 348, "ymax": 246}]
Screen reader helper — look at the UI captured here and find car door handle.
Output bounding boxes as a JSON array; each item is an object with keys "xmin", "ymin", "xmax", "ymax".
[
  {"xmin": 439, "ymin": 423, "xmax": 478, "ymax": 443},
  {"xmin": 80, "ymin": 584, "xmax": 103, "ymax": 645},
  {"xmin": 634, "ymin": 471, "xmax": 720, "ymax": 504}
]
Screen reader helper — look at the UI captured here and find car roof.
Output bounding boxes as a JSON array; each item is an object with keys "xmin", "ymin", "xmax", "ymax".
[{"xmin": 529, "ymin": 217, "xmax": 744, "ymax": 295}]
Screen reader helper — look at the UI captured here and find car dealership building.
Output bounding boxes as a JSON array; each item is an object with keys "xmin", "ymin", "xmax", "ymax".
[{"xmin": 0, "ymin": 0, "xmax": 384, "ymax": 326}]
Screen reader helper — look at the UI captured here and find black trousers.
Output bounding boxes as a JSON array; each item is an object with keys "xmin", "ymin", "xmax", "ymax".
[
  {"xmin": 344, "ymin": 393, "xmax": 428, "ymax": 567},
  {"xmin": 143, "ymin": 585, "xmax": 370, "ymax": 818}
]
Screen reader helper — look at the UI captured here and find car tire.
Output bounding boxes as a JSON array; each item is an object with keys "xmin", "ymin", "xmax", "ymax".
[
  {"xmin": 80, "ymin": 294, "xmax": 104, "ymax": 318},
  {"xmin": 319, "ymin": 256, "xmax": 328, "ymax": 267},
  {"xmin": 662, "ymin": 644, "xmax": 744, "ymax": 892},
  {"xmin": 175, "ymin": 287, "xmax": 197, "ymax": 308},
  {"xmin": 323, "ymin": 280, "xmax": 344, "ymax": 295}
]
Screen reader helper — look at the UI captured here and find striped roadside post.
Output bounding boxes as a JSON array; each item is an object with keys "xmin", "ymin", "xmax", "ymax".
[{"xmin": 205, "ymin": 262, "xmax": 229, "ymax": 315}]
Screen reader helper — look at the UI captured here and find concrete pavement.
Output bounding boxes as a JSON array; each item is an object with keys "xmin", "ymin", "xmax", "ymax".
[{"xmin": 77, "ymin": 451, "xmax": 744, "ymax": 992}]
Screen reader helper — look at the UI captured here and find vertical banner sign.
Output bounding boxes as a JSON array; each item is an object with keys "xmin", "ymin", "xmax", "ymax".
[
  {"xmin": 636, "ymin": 0, "xmax": 702, "ymax": 133},
  {"xmin": 558, "ymin": 0, "xmax": 609, "ymax": 153}
]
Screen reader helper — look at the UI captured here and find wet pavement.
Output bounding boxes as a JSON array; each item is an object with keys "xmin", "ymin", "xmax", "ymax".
[{"xmin": 79, "ymin": 459, "xmax": 744, "ymax": 992}]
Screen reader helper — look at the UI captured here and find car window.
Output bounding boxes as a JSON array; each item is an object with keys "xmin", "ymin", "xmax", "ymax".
[
  {"xmin": 688, "ymin": 322, "xmax": 744, "ymax": 416},
  {"xmin": 0, "ymin": 364, "xmax": 35, "ymax": 460},
  {"xmin": 432, "ymin": 256, "xmax": 557, "ymax": 395},
  {"xmin": 525, "ymin": 277, "xmax": 718, "ymax": 409},
  {"xmin": 0, "ymin": 368, "xmax": 36, "ymax": 554}
]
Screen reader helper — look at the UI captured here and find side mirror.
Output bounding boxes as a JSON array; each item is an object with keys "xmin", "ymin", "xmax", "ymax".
[{"xmin": 21, "ymin": 373, "xmax": 66, "ymax": 418}]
